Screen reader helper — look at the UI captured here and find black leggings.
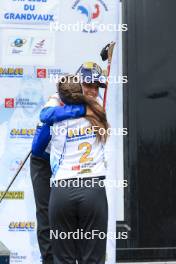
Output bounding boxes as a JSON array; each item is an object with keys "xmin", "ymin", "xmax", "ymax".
[
  {"xmin": 30, "ymin": 155, "xmax": 53, "ymax": 264},
  {"xmin": 49, "ymin": 178, "xmax": 108, "ymax": 264}
]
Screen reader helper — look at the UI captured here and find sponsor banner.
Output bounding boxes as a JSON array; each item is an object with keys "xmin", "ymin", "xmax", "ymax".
[
  {"xmin": 8, "ymin": 37, "xmax": 49, "ymax": 56},
  {"xmin": 10, "ymin": 128, "xmax": 36, "ymax": 138},
  {"xmin": 5, "ymin": 97, "xmax": 39, "ymax": 108},
  {"xmin": 0, "ymin": 67, "xmax": 56, "ymax": 264},
  {"xmin": 0, "ymin": 191, "xmax": 24, "ymax": 200},
  {"xmin": 0, "ymin": 67, "xmax": 23, "ymax": 78},
  {"xmin": 2, "ymin": 29, "xmax": 55, "ymax": 66},
  {"xmin": 10, "ymin": 251, "xmax": 42, "ymax": 264},
  {"xmin": 0, "ymin": 0, "xmax": 60, "ymax": 25},
  {"xmin": 10, "ymin": 252, "xmax": 27, "ymax": 263},
  {"xmin": 9, "ymin": 221, "xmax": 35, "ymax": 232},
  {"xmin": 36, "ymin": 68, "xmax": 65, "ymax": 79}
]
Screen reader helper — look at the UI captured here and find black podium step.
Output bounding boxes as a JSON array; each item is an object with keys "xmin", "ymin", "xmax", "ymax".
[{"xmin": 0, "ymin": 241, "xmax": 10, "ymax": 264}]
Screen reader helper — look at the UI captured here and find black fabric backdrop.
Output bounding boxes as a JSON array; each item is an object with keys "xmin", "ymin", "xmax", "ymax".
[{"xmin": 118, "ymin": 0, "xmax": 176, "ymax": 261}]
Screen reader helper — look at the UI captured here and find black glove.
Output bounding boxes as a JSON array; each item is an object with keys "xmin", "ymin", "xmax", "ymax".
[{"xmin": 100, "ymin": 43, "xmax": 110, "ymax": 61}]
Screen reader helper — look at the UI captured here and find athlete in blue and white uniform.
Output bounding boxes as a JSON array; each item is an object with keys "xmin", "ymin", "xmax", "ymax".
[
  {"xmin": 46, "ymin": 63, "xmax": 108, "ymax": 264},
  {"xmin": 30, "ymin": 92, "xmax": 86, "ymax": 264},
  {"xmin": 50, "ymin": 116, "xmax": 106, "ymax": 181}
]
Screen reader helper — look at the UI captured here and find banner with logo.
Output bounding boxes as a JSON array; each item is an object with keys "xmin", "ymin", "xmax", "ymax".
[
  {"xmin": 0, "ymin": 69, "xmax": 58, "ymax": 263},
  {"xmin": 1, "ymin": 29, "xmax": 55, "ymax": 66},
  {"xmin": 0, "ymin": 0, "xmax": 123, "ymax": 263}
]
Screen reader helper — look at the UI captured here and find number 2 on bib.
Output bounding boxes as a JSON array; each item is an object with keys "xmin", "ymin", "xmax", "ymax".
[{"xmin": 78, "ymin": 142, "xmax": 93, "ymax": 163}]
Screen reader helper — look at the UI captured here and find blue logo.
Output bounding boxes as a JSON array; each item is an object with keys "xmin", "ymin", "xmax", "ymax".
[{"xmin": 11, "ymin": 38, "xmax": 27, "ymax": 48}]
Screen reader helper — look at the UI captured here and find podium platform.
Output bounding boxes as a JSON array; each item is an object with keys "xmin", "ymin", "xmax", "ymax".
[{"xmin": 0, "ymin": 241, "xmax": 10, "ymax": 264}]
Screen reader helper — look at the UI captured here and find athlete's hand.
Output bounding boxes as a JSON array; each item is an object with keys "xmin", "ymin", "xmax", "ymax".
[
  {"xmin": 86, "ymin": 106, "xmax": 94, "ymax": 116},
  {"xmin": 44, "ymin": 93, "xmax": 62, "ymax": 108}
]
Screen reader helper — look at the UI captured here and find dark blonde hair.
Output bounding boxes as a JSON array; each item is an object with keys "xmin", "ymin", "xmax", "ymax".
[{"xmin": 57, "ymin": 75, "xmax": 109, "ymax": 143}]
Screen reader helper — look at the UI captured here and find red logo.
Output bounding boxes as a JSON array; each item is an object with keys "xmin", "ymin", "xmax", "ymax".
[
  {"xmin": 5, "ymin": 98, "xmax": 15, "ymax": 108},
  {"xmin": 37, "ymin": 69, "xmax": 46, "ymax": 78},
  {"xmin": 72, "ymin": 165, "xmax": 80, "ymax": 171}
]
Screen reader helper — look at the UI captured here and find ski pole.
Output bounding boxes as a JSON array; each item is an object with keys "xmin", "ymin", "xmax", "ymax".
[{"xmin": 0, "ymin": 150, "xmax": 32, "ymax": 204}]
